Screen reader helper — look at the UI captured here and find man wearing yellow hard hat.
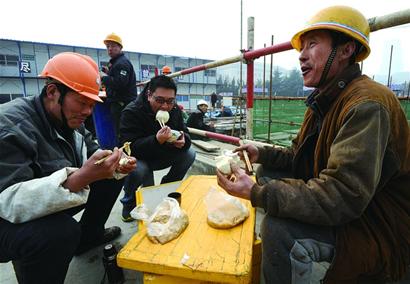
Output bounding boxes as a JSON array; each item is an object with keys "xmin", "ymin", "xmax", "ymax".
[
  {"xmin": 101, "ymin": 33, "xmax": 138, "ymax": 141},
  {"xmin": 217, "ymin": 6, "xmax": 410, "ymax": 283},
  {"xmin": 0, "ymin": 52, "xmax": 137, "ymax": 282}
]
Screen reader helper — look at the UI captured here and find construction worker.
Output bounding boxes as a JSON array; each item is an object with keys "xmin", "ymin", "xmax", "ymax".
[
  {"xmin": 217, "ymin": 6, "xmax": 410, "ymax": 283},
  {"xmin": 162, "ymin": 65, "xmax": 172, "ymax": 75},
  {"xmin": 0, "ymin": 52, "xmax": 137, "ymax": 283},
  {"xmin": 100, "ymin": 33, "xmax": 138, "ymax": 141},
  {"xmin": 119, "ymin": 75, "xmax": 195, "ymax": 221},
  {"xmin": 186, "ymin": 99, "xmax": 215, "ymax": 139}
]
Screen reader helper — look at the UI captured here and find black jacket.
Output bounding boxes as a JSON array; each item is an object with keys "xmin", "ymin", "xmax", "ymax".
[
  {"xmin": 119, "ymin": 94, "xmax": 191, "ymax": 161},
  {"xmin": 186, "ymin": 110, "xmax": 214, "ymax": 132},
  {"xmin": 102, "ymin": 53, "xmax": 137, "ymax": 103}
]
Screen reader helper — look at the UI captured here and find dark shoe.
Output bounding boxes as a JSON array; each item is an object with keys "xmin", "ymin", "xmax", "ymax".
[
  {"xmin": 75, "ymin": 226, "xmax": 121, "ymax": 256},
  {"xmin": 121, "ymin": 205, "xmax": 135, "ymax": 223}
]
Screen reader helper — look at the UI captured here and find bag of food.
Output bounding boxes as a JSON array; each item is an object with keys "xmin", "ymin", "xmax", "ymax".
[
  {"xmin": 146, "ymin": 198, "xmax": 189, "ymax": 244},
  {"xmin": 215, "ymin": 150, "xmax": 241, "ymax": 175},
  {"xmin": 204, "ymin": 186, "xmax": 249, "ymax": 229}
]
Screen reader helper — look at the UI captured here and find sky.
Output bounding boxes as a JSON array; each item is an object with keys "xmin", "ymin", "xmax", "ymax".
[{"xmin": 1, "ymin": 0, "xmax": 409, "ymax": 83}]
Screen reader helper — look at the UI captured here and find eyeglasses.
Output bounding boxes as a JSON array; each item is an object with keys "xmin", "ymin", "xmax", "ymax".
[{"xmin": 152, "ymin": 95, "xmax": 175, "ymax": 105}]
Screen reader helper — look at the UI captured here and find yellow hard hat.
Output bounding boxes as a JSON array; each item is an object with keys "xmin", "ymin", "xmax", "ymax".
[
  {"xmin": 291, "ymin": 6, "xmax": 370, "ymax": 62},
  {"xmin": 104, "ymin": 33, "xmax": 123, "ymax": 48}
]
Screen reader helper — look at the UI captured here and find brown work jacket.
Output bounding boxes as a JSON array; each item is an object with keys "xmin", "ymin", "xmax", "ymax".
[{"xmin": 251, "ymin": 64, "xmax": 410, "ymax": 282}]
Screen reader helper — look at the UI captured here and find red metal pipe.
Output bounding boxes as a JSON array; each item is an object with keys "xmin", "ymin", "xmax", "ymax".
[
  {"xmin": 187, "ymin": 127, "xmax": 241, "ymax": 145},
  {"xmin": 181, "ymin": 65, "xmax": 207, "ymax": 75},
  {"xmin": 205, "ymin": 131, "xmax": 241, "ymax": 145},
  {"xmin": 246, "ymin": 61, "xmax": 254, "ymax": 108},
  {"xmin": 243, "ymin": 41, "xmax": 293, "ymax": 61}
]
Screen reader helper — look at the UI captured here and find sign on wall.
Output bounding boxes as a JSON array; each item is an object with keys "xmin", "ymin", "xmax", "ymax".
[{"xmin": 20, "ymin": 61, "xmax": 31, "ymax": 73}]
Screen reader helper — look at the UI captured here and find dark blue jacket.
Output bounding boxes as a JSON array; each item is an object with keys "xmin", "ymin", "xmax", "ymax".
[{"xmin": 102, "ymin": 53, "xmax": 137, "ymax": 103}]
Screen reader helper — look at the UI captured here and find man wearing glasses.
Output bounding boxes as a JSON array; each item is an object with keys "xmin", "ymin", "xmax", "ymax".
[{"xmin": 119, "ymin": 75, "xmax": 195, "ymax": 221}]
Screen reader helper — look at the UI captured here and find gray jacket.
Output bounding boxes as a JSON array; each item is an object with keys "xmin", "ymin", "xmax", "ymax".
[{"xmin": 0, "ymin": 95, "xmax": 99, "ymax": 223}]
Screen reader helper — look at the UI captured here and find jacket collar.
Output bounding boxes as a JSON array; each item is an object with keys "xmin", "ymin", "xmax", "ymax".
[
  {"xmin": 306, "ymin": 63, "xmax": 362, "ymax": 118},
  {"xmin": 34, "ymin": 95, "xmax": 60, "ymax": 140},
  {"xmin": 109, "ymin": 52, "xmax": 124, "ymax": 64}
]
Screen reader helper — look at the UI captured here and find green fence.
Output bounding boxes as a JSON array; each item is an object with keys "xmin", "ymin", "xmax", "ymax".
[{"xmin": 252, "ymin": 99, "xmax": 410, "ymax": 146}]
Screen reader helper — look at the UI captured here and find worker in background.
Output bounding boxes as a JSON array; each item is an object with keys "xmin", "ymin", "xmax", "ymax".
[
  {"xmin": 217, "ymin": 6, "xmax": 410, "ymax": 283},
  {"xmin": 186, "ymin": 99, "xmax": 215, "ymax": 139},
  {"xmin": 211, "ymin": 92, "xmax": 217, "ymax": 109},
  {"xmin": 100, "ymin": 33, "xmax": 137, "ymax": 142},
  {"xmin": 162, "ymin": 65, "xmax": 172, "ymax": 75},
  {"xmin": 119, "ymin": 75, "xmax": 195, "ymax": 221},
  {"xmin": 216, "ymin": 104, "xmax": 233, "ymax": 117},
  {"xmin": 0, "ymin": 52, "xmax": 137, "ymax": 283}
]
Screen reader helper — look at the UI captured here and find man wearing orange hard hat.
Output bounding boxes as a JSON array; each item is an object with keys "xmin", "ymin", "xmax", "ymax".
[
  {"xmin": 162, "ymin": 65, "xmax": 172, "ymax": 75},
  {"xmin": 217, "ymin": 6, "xmax": 410, "ymax": 283},
  {"xmin": 101, "ymin": 33, "xmax": 138, "ymax": 141},
  {"xmin": 0, "ymin": 52, "xmax": 136, "ymax": 283}
]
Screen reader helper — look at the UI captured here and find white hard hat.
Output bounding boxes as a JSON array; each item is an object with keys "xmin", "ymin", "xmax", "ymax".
[{"xmin": 197, "ymin": 99, "xmax": 208, "ymax": 106}]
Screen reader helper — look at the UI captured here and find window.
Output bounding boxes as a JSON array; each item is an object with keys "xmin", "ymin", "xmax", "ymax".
[
  {"xmin": 0, "ymin": 94, "xmax": 11, "ymax": 104},
  {"xmin": 204, "ymin": 69, "xmax": 216, "ymax": 77},
  {"xmin": 0, "ymin": 54, "xmax": 19, "ymax": 66},
  {"xmin": 6, "ymin": 55, "xmax": 18, "ymax": 66},
  {"xmin": 176, "ymin": 95, "xmax": 189, "ymax": 102},
  {"xmin": 140, "ymin": 64, "xmax": 157, "ymax": 79},
  {"xmin": 11, "ymin": 94, "xmax": 23, "ymax": 100},
  {"xmin": 174, "ymin": 67, "xmax": 186, "ymax": 80}
]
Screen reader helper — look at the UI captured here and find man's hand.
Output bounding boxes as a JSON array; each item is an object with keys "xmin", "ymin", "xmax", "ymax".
[
  {"xmin": 172, "ymin": 131, "xmax": 185, "ymax": 148},
  {"xmin": 116, "ymin": 154, "xmax": 137, "ymax": 175},
  {"xmin": 101, "ymin": 66, "xmax": 109, "ymax": 73},
  {"xmin": 216, "ymin": 164, "xmax": 255, "ymax": 200},
  {"xmin": 63, "ymin": 148, "xmax": 123, "ymax": 192},
  {"xmin": 156, "ymin": 126, "xmax": 172, "ymax": 144},
  {"xmin": 233, "ymin": 144, "xmax": 259, "ymax": 163}
]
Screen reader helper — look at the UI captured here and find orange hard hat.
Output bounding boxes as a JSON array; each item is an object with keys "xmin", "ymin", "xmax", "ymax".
[
  {"xmin": 104, "ymin": 33, "xmax": 123, "ymax": 47},
  {"xmin": 162, "ymin": 65, "xmax": 171, "ymax": 74},
  {"xmin": 40, "ymin": 52, "xmax": 103, "ymax": 102}
]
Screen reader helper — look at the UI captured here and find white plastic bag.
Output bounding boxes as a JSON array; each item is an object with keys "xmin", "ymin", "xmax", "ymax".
[
  {"xmin": 204, "ymin": 186, "xmax": 249, "ymax": 229},
  {"xmin": 130, "ymin": 204, "xmax": 151, "ymax": 221},
  {"xmin": 146, "ymin": 198, "xmax": 189, "ymax": 244}
]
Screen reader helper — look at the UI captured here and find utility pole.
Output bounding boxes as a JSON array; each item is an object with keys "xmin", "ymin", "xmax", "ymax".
[
  {"xmin": 387, "ymin": 45, "xmax": 393, "ymax": 87},
  {"xmin": 246, "ymin": 17, "xmax": 254, "ymax": 139}
]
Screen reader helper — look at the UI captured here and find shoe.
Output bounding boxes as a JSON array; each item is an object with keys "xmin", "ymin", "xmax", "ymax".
[
  {"xmin": 121, "ymin": 205, "xmax": 135, "ymax": 223},
  {"xmin": 75, "ymin": 226, "xmax": 121, "ymax": 256}
]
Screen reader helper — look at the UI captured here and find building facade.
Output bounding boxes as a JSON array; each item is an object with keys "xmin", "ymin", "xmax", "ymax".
[{"xmin": 0, "ymin": 39, "xmax": 217, "ymax": 110}]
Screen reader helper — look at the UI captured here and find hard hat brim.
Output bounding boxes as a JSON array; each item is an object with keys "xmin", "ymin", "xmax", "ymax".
[
  {"xmin": 81, "ymin": 91, "xmax": 104, "ymax": 103},
  {"xmin": 103, "ymin": 39, "xmax": 123, "ymax": 48},
  {"xmin": 291, "ymin": 24, "xmax": 370, "ymax": 62}
]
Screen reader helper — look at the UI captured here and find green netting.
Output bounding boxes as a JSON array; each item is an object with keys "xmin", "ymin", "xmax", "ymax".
[
  {"xmin": 401, "ymin": 100, "xmax": 410, "ymax": 121},
  {"xmin": 252, "ymin": 99, "xmax": 410, "ymax": 146}
]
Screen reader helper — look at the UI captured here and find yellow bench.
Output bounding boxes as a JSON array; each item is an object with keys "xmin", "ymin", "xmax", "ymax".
[{"xmin": 117, "ymin": 175, "xmax": 261, "ymax": 283}]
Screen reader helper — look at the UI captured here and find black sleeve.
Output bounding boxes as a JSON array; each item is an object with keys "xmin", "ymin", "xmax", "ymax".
[
  {"xmin": 186, "ymin": 112, "xmax": 213, "ymax": 132},
  {"xmin": 102, "ymin": 62, "xmax": 132, "ymax": 90}
]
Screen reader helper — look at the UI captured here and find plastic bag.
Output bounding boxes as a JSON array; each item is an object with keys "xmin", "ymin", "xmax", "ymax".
[
  {"xmin": 130, "ymin": 204, "xmax": 151, "ymax": 221},
  {"xmin": 146, "ymin": 198, "xmax": 189, "ymax": 244},
  {"xmin": 204, "ymin": 186, "xmax": 249, "ymax": 229}
]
